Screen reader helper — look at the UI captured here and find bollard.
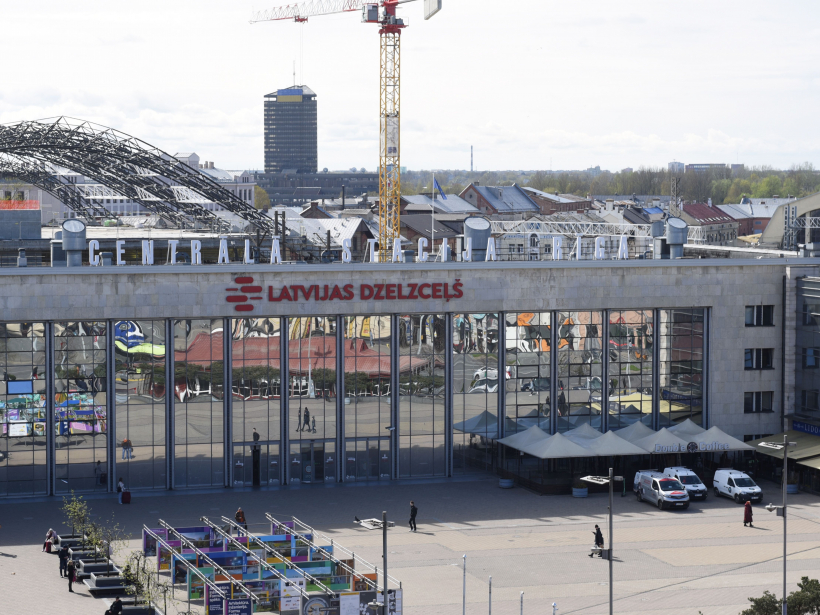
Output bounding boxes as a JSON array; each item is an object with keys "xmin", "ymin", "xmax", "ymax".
[
  {"xmin": 489, "ymin": 576, "xmax": 492, "ymax": 615},
  {"xmin": 462, "ymin": 555, "xmax": 466, "ymax": 615},
  {"xmin": 520, "ymin": 591, "xmax": 524, "ymax": 615}
]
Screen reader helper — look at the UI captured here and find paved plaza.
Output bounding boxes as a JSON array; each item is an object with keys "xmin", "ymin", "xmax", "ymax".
[{"xmin": 3, "ymin": 476, "xmax": 820, "ymax": 615}]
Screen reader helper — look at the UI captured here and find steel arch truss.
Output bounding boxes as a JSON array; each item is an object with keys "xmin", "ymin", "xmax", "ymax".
[{"xmin": 0, "ymin": 117, "xmax": 273, "ymax": 232}]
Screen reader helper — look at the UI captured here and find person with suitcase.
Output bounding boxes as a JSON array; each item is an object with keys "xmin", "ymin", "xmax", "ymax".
[{"xmin": 117, "ymin": 477, "xmax": 125, "ymax": 504}]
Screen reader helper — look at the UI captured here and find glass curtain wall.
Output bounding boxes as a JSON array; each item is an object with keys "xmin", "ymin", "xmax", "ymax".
[
  {"xmin": 288, "ymin": 317, "xmax": 337, "ymax": 484},
  {"xmin": 453, "ymin": 313, "xmax": 500, "ymax": 472},
  {"xmin": 114, "ymin": 320, "xmax": 166, "ymax": 490},
  {"xmin": 343, "ymin": 315, "xmax": 391, "ymax": 481},
  {"xmin": 504, "ymin": 312, "xmax": 551, "ymax": 434},
  {"xmin": 398, "ymin": 314, "xmax": 446, "ymax": 477},
  {"xmin": 556, "ymin": 311, "xmax": 604, "ymax": 432},
  {"xmin": 659, "ymin": 309, "xmax": 705, "ymax": 426},
  {"xmin": 173, "ymin": 319, "xmax": 224, "ymax": 488},
  {"xmin": 608, "ymin": 310, "xmax": 654, "ymax": 429},
  {"xmin": 231, "ymin": 318, "xmax": 282, "ymax": 487},
  {"xmin": 0, "ymin": 323, "xmax": 47, "ymax": 496},
  {"xmin": 54, "ymin": 322, "xmax": 108, "ymax": 493}
]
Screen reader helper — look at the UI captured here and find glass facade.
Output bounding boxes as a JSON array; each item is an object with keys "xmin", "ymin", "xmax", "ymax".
[
  {"xmin": 504, "ymin": 312, "xmax": 551, "ymax": 434},
  {"xmin": 288, "ymin": 317, "xmax": 337, "ymax": 484},
  {"xmin": 174, "ymin": 319, "xmax": 224, "ymax": 488},
  {"xmin": 343, "ymin": 315, "xmax": 391, "ymax": 481},
  {"xmin": 453, "ymin": 313, "xmax": 499, "ymax": 473},
  {"xmin": 798, "ymin": 280, "xmax": 820, "ymax": 417},
  {"xmin": 263, "ymin": 89, "xmax": 318, "ymax": 174},
  {"xmin": 608, "ymin": 310, "xmax": 654, "ymax": 429},
  {"xmin": 399, "ymin": 314, "xmax": 446, "ymax": 478},
  {"xmin": 231, "ymin": 318, "xmax": 282, "ymax": 487},
  {"xmin": 0, "ymin": 323, "xmax": 47, "ymax": 496},
  {"xmin": 658, "ymin": 309, "xmax": 705, "ymax": 426},
  {"xmin": 556, "ymin": 311, "xmax": 604, "ymax": 432},
  {"xmin": 55, "ymin": 321, "xmax": 109, "ymax": 494},
  {"xmin": 114, "ymin": 320, "xmax": 166, "ymax": 490}
]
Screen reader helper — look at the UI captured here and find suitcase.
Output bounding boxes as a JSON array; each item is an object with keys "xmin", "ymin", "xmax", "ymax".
[{"xmin": 122, "ymin": 490, "xmax": 131, "ymax": 504}]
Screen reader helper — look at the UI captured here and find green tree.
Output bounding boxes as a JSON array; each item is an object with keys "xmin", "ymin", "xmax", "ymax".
[
  {"xmin": 87, "ymin": 514, "xmax": 126, "ymax": 574},
  {"xmin": 254, "ymin": 186, "xmax": 271, "ymax": 210},
  {"xmin": 753, "ymin": 175, "xmax": 783, "ymax": 198},
  {"xmin": 527, "ymin": 171, "xmax": 551, "ymax": 192},
  {"xmin": 61, "ymin": 491, "xmax": 91, "ymax": 543}
]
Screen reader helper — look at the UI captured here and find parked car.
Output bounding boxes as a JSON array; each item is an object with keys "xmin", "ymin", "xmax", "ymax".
[{"xmin": 713, "ymin": 469, "xmax": 762, "ymax": 503}]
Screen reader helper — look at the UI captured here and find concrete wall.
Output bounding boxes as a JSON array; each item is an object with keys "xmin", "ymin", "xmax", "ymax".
[{"xmin": 0, "ymin": 210, "xmax": 41, "ymax": 240}]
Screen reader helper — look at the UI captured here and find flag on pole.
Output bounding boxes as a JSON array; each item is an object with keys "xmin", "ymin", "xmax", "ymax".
[{"xmin": 433, "ymin": 178, "xmax": 447, "ymax": 200}]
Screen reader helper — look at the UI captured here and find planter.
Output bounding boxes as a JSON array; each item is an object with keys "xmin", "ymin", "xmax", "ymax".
[
  {"xmin": 572, "ymin": 487, "xmax": 588, "ymax": 498},
  {"xmin": 122, "ymin": 606, "xmax": 156, "ymax": 615},
  {"xmin": 498, "ymin": 478, "xmax": 514, "ymax": 489},
  {"xmin": 787, "ymin": 484, "xmax": 799, "ymax": 494}
]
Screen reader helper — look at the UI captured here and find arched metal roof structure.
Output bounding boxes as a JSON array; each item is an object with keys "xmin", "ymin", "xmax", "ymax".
[{"xmin": 0, "ymin": 117, "xmax": 273, "ymax": 232}]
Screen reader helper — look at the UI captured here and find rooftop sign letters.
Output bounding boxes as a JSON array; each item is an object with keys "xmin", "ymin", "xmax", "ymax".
[{"xmin": 654, "ymin": 441, "xmax": 731, "ymax": 453}]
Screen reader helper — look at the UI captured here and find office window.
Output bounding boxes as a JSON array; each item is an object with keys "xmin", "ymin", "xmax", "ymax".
[
  {"xmin": 744, "ymin": 391, "xmax": 773, "ymax": 413},
  {"xmin": 802, "ymin": 348, "xmax": 820, "ymax": 369},
  {"xmin": 745, "ymin": 348, "xmax": 774, "ymax": 370},
  {"xmin": 800, "ymin": 390, "xmax": 819, "ymax": 414},
  {"xmin": 745, "ymin": 305, "xmax": 774, "ymax": 327}
]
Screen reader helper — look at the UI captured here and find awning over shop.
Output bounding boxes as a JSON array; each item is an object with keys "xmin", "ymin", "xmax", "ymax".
[
  {"xmin": 453, "ymin": 410, "xmax": 519, "ymax": 440},
  {"xmin": 564, "ymin": 423, "xmax": 604, "ymax": 444},
  {"xmin": 698, "ymin": 426, "xmax": 753, "ymax": 452},
  {"xmin": 633, "ymin": 428, "xmax": 690, "ymax": 454},
  {"xmin": 583, "ymin": 431, "xmax": 649, "ymax": 456},
  {"xmin": 668, "ymin": 418, "xmax": 706, "ymax": 439},
  {"xmin": 520, "ymin": 432, "xmax": 590, "ymax": 459},
  {"xmin": 497, "ymin": 425, "xmax": 551, "ymax": 449},
  {"xmin": 797, "ymin": 456, "xmax": 820, "ymax": 471},
  {"xmin": 747, "ymin": 430, "xmax": 820, "ymax": 460},
  {"xmin": 614, "ymin": 421, "xmax": 655, "ymax": 444}
]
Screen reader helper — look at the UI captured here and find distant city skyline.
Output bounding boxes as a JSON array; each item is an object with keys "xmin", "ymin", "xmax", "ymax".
[{"xmin": 1, "ymin": 1, "xmax": 818, "ymax": 172}]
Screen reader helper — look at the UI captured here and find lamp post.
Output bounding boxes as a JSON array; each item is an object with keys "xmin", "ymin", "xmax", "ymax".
[
  {"xmin": 760, "ymin": 434, "xmax": 797, "ymax": 615},
  {"xmin": 581, "ymin": 468, "xmax": 623, "ymax": 615}
]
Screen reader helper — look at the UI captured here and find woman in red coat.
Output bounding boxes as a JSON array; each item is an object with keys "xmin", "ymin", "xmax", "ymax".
[{"xmin": 744, "ymin": 500, "xmax": 753, "ymax": 527}]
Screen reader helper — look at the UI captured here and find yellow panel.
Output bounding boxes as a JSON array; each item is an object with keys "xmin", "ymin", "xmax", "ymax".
[{"xmin": 277, "ymin": 95, "xmax": 303, "ymax": 103}]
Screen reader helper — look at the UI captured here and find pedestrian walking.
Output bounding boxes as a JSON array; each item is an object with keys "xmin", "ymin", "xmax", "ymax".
[
  {"xmin": 58, "ymin": 545, "xmax": 69, "ymax": 577},
  {"xmin": 589, "ymin": 524, "xmax": 604, "ymax": 558},
  {"xmin": 409, "ymin": 501, "xmax": 418, "ymax": 532},
  {"xmin": 235, "ymin": 507, "xmax": 248, "ymax": 531},
  {"xmin": 252, "ymin": 428, "xmax": 260, "ymax": 443},
  {"xmin": 744, "ymin": 500, "xmax": 753, "ymax": 527},
  {"xmin": 66, "ymin": 559, "xmax": 76, "ymax": 592},
  {"xmin": 117, "ymin": 477, "xmax": 125, "ymax": 504},
  {"xmin": 303, "ymin": 408, "xmax": 311, "ymax": 432},
  {"xmin": 43, "ymin": 528, "xmax": 55, "ymax": 552},
  {"xmin": 296, "ymin": 408, "xmax": 302, "ymax": 432},
  {"xmin": 311, "ymin": 416, "xmax": 316, "ymax": 434}
]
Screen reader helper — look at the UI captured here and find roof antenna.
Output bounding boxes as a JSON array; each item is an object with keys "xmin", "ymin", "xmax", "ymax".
[{"xmin": 293, "ymin": 60, "xmax": 296, "ymax": 86}]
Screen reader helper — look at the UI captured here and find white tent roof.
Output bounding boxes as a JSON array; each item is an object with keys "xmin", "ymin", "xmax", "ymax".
[
  {"xmin": 634, "ymin": 428, "xmax": 690, "ymax": 454},
  {"xmin": 584, "ymin": 431, "xmax": 650, "ymax": 456},
  {"xmin": 520, "ymin": 432, "xmax": 590, "ymax": 459},
  {"xmin": 699, "ymin": 426, "xmax": 754, "ymax": 451},
  {"xmin": 668, "ymin": 418, "xmax": 706, "ymax": 439},
  {"xmin": 498, "ymin": 425, "xmax": 550, "ymax": 450},
  {"xmin": 453, "ymin": 410, "xmax": 519, "ymax": 440},
  {"xmin": 614, "ymin": 421, "xmax": 656, "ymax": 444},
  {"xmin": 563, "ymin": 423, "xmax": 603, "ymax": 443}
]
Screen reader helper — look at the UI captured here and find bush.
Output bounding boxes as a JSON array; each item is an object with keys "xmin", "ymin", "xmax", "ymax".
[{"xmin": 742, "ymin": 577, "xmax": 820, "ymax": 615}]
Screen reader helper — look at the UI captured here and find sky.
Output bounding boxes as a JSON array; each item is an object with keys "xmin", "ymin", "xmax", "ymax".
[{"xmin": 2, "ymin": 1, "xmax": 819, "ymax": 172}]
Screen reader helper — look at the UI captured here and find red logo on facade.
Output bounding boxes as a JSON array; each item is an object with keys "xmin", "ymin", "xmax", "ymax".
[{"xmin": 226, "ymin": 276, "xmax": 263, "ymax": 312}]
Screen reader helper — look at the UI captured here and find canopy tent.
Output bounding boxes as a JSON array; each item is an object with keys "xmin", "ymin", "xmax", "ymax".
[
  {"xmin": 797, "ymin": 456, "xmax": 820, "ymax": 470},
  {"xmin": 519, "ymin": 432, "xmax": 590, "ymax": 459},
  {"xmin": 614, "ymin": 421, "xmax": 655, "ymax": 444},
  {"xmin": 747, "ymin": 430, "xmax": 820, "ymax": 460},
  {"xmin": 633, "ymin": 428, "xmax": 689, "ymax": 454},
  {"xmin": 668, "ymin": 418, "xmax": 706, "ymax": 439},
  {"xmin": 563, "ymin": 423, "xmax": 603, "ymax": 444},
  {"xmin": 698, "ymin": 426, "xmax": 754, "ymax": 451},
  {"xmin": 498, "ymin": 424, "xmax": 551, "ymax": 449},
  {"xmin": 453, "ymin": 410, "xmax": 519, "ymax": 440},
  {"xmin": 583, "ymin": 430, "xmax": 649, "ymax": 456}
]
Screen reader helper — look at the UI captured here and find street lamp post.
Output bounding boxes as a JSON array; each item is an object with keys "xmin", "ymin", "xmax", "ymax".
[
  {"xmin": 581, "ymin": 468, "xmax": 623, "ymax": 615},
  {"xmin": 760, "ymin": 434, "xmax": 797, "ymax": 615}
]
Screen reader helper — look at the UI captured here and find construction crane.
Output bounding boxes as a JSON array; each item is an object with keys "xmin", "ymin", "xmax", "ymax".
[{"xmin": 251, "ymin": 0, "xmax": 442, "ymax": 261}]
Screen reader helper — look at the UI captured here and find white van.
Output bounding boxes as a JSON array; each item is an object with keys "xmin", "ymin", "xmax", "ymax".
[
  {"xmin": 663, "ymin": 467, "xmax": 708, "ymax": 500},
  {"xmin": 713, "ymin": 469, "xmax": 762, "ymax": 503},
  {"xmin": 633, "ymin": 470, "xmax": 690, "ymax": 510}
]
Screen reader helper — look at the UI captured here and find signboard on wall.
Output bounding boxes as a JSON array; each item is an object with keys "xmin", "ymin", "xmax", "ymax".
[{"xmin": 793, "ymin": 420, "xmax": 820, "ymax": 436}]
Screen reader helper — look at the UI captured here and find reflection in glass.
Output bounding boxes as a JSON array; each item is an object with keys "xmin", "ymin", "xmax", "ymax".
[
  {"xmin": 504, "ymin": 312, "xmax": 551, "ymax": 435},
  {"xmin": 453, "ymin": 313, "xmax": 499, "ymax": 472},
  {"xmin": 288, "ymin": 317, "xmax": 337, "ymax": 483},
  {"xmin": 399, "ymin": 314, "xmax": 446, "ymax": 477},
  {"xmin": 174, "ymin": 319, "xmax": 224, "ymax": 488},
  {"xmin": 54, "ymin": 321, "xmax": 108, "ymax": 493},
  {"xmin": 608, "ymin": 310, "xmax": 654, "ymax": 429},
  {"xmin": 556, "ymin": 311, "xmax": 603, "ymax": 432},
  {"xmin": 343, "ymin": 315, "xmax": 391, "ymax": 481},
  {"xmin": 0, "ymin": 323, "xmax": 47, "ymax": 496},
  {"xmin": 231, "ymin": 318, "xmax": 282, "ymax": 486},
  {"xmin": 114, "ymin": 320, "xmax": 166, "ymax": 489},
  {"xmin": 659, "ymin": 309, "xmax": 704, "ymax": 426}
]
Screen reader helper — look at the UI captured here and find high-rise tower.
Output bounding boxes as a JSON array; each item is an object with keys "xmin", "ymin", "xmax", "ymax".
[{"xmin": 263, "ymin": 85, "xmax": 317, "ymax": 173}]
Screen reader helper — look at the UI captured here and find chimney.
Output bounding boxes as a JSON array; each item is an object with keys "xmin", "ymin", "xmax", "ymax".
[
  {"xmin": 605, "ymin": 199, "xmax": 614, "ymax": 212},
  {"xmin": 17, "ymin": 248, "xmax": 27, "ymax": 267},
  {"xmin": 209, "ymin": 161, "xmax": 215, "ymax": 169}
]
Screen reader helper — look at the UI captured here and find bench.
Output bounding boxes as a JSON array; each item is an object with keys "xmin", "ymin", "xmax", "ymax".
[{"xmin": 84, "ymin": 572, "xmax": 128, "ymax": 596}]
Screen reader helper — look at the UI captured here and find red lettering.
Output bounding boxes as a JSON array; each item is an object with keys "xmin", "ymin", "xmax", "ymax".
[
  {"xmin": 268, "ymin": 286, "xmax": 282, "ymax": 302},
  {"xmin": 343, "ymin": 284, "xmax": 354, "ymax": 300},
  {"xmin": 385, "ymin": 284, "xmax": 396, "ymax": 300},
  {"xmin": 361, "ymin": 284, "xmax": 374, "ymax": 300},
  {"xmin": 407, "ymin": 283, "xmax": 418, "ymax": 299},
  {"xmin": 418, "ymin": 283, "xmax": 431, "ymax": 299},
  {"xmin": 279, "ymin": 286, "xmax": 293, "ymax": 301},
  {"xmin": 432, "ymin": 283, "xmax": 443, "ymax": 299},
  {"xmin": 398, "ymin": 284, "xmax": 407, "ymax": 300},
  {"xmin": 444, "ymin": 283, "xmax": 453, "ymax": 302},
  {"xmin": 374, "ymin": 284, "xmax": 385, "ymax": 300},
  {"xmin": 328, "ymin": 285, "xmax": 344, "ymax": 301},
  {"xmin": 453, "ymin": 279, "xmax": 464, "ymax": 299},
  {"xmin": 319, "ymin": 285, "xmax": 329, "ymax": 301}
]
